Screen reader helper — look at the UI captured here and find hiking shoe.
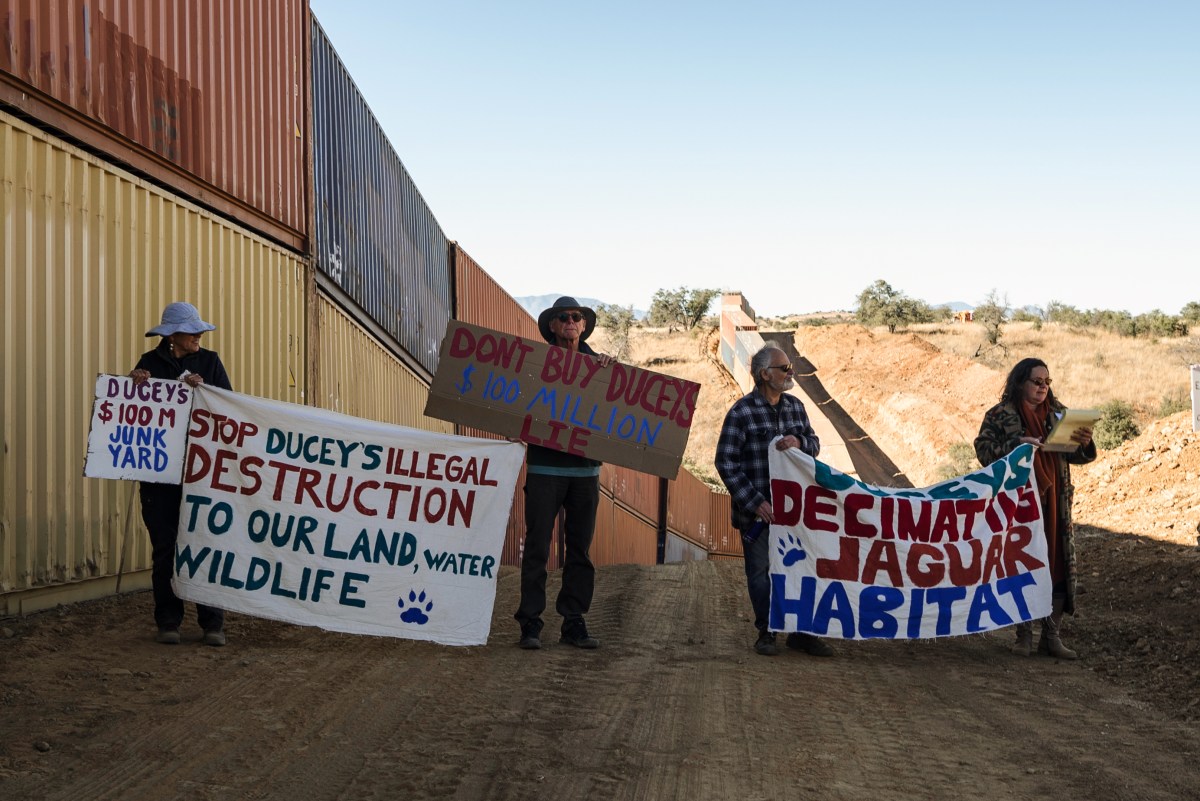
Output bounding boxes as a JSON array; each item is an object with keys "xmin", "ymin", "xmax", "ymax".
[
  {"xmin": 754, "ymin": 631, "xmax": 779, "ymax": 656},
  {"xmin": 786, "ymin": 632, "xmax": 834, "ymax": 657},
  {"xmin": 559, "ymin": 624, "xmax": 599, "ymax": 649},
  {"xmin": 155, "ymin": 629, "xmax": 181, "ymax": 645},
  {"xmin": 518, "ymin": 629, "xmax": 542, "ymax": 650},
  {"xmin": 202, "ymin": 630, "xmax": 227, "ymax": 647}
]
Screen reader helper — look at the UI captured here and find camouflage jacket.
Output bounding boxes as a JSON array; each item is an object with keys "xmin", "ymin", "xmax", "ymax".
[{"xmin": 974, "ymin": 400, "xmax": 1097, "ymax": 614}]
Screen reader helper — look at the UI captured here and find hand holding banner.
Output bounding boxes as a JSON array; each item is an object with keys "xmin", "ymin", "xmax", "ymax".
[{"xmin": 767, "ymin": 444, "xmax": 1051, "ymax": 639}]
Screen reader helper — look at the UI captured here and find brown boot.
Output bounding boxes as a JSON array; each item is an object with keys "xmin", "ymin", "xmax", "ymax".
[
  {"xmin": 1011, "ymin": 622, "xmax": 1033, "ymax": 656},
  {"xmin": 1038, "ymin": 602, "xmax": 1078, "ymax": 660}
]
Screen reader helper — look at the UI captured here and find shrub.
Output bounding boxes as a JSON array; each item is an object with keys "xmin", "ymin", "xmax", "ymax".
[
  {"xmin": 1159, "ymin": 388, "xmax": 1190, "ymax": 418},
  {"xmin": 937, "ymin": 442, "xmax": 981, "ymax": 479},
  {"xmin": 1094, "ymin": 400, "xmax": 1140, "ymax": 450}
]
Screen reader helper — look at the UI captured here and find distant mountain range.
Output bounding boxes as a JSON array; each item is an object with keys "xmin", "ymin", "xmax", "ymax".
[
  {"xmin": 934, "ymin": 301, "xmax": 973, "ymax": 312},
  {"xmin": 515, "ymin": 295, "xmax": 647, "ymax": 320}
]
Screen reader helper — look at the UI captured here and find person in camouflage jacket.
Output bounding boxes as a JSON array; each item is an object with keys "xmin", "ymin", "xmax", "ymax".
[{"xmin": 974, "ymin": 357, "xmax": 1096, "ymax": 659}]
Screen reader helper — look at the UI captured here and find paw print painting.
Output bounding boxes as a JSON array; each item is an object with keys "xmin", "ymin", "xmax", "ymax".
[
  {"xmin": 398, "ymin": 589, "xmax": 433, "ymax": 624},
  {"xmin": 777, "ymin": 532, "xmax": 807, "ymax": 566}
]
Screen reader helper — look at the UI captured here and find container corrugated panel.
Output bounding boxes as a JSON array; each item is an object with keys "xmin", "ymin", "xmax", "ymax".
[
  {"xmin": 666, "ymin": 469, "xmax": 713, "ymax": 550},
  {"xmin": 313, "ymin": 292, "xmax": 452, "ymax": 433},
  {"xmin": 709, "ymin": 490, "xmax": 741, "ymax": 556},
  {"xmin": 708, "ymin": 553, "xmax": 745, "ymax": 562},
  {"xmin": 0, "ymin": 0, "xmax": 309, "ymax": 250},
  {"xmin": 720, "ymin": 338, "xmax": 735, "ymax": 379},
  {"xmin": 453, "ymin": 244, "xmax": 541, "ymax": 340},
  {"xmin": 591, "ymin": 501, "xmax": 658, "ymax": 567},
  {"xmin": 601, "ymin": 464, "xmax": 660, "ymax": 523},
  {"xmin": 311, "ymin": 19, "xmax": 449, "ymax": 375},
  {"xmin": 0, "ymin": 110, "xmax": 307, "ymax": 601},
  {"xmin": 456, "ymin": 424, "xmax": 539, "ymax": 569},
  {"xmin": 664, "ymin": 532, "xmax": 708, "ymax": 563}
]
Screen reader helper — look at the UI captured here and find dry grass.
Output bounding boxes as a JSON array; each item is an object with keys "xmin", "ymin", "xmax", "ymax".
[
  {"xmin": 908, "ymin": 321, "xmax": 1198, "ymax": 422},
  {"xmin": 591, "ymin": 325, "xmax": 740, "ymax": 487}
]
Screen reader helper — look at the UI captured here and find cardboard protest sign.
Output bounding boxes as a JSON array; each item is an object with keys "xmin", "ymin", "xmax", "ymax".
[
  {"xmin": 173, "ymin": 386, "xmax": 524, "ymax": 646},
  {"xmin": 83, "ymin": 375, "xmax": 194, "ymax": 483},
  {"xmin": 424, "ymin": 320, "xmax": 700, "ymax": 479},
  {"xmin": 767, "ymin": 444, "xmax": 1052, "ymax": 639}
]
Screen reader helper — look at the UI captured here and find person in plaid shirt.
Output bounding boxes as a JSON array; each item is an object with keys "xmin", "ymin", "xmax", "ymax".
[{"xmin": 715, "ymin": 343, "xmax": 833, "ymax": 658}]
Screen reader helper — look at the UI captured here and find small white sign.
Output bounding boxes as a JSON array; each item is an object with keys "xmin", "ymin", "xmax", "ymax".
[
  {"xmin": 1192, "ymin": 365, "xmax": 1200, "ymax": 433},
  {"xmin": 83, "ymin": 375, "xmax": 194, "ymax": 483}
]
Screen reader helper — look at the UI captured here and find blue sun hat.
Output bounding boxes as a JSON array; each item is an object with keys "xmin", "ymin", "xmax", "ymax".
[{"xmin": 145, "ymin": 302, "xmax": 217, "ymax": 337}]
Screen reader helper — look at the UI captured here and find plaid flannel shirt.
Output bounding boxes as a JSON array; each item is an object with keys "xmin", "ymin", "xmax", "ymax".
[{"xmin": 715, "ymin": 389, "xmax": 820, "ymax": 531}]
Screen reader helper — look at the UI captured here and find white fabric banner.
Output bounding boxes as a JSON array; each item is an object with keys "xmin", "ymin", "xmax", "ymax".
[
  {"xmin": 173, "ymin": 386, "xmax": 524, "ymax": 646},
  {"xmin": 768, "ymin": 443, "xmax": 1052, "ymax": 639},
  {"xmin": 83, "ymin": 375, "xmax": 193, "ymax": 483}
]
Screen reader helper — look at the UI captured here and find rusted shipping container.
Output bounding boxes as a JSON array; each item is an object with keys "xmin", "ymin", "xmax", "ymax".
[
  {"xmin": 591, "ymin": 502, "xmax": 658, "ymax": 567},
  {"xmin": 666, "ymin": 468, "xmax": 713, "ymax": 551},
  {"xmin": 312, "ymin": 291, "xmax": 452, "ymax": 433},
  {"xmin": 0, "ymin": 0, "xmax": 309, "ymax": 250},
  {"xmin": 452, "ymin": 243, "xmax": 546, "ymax": 568},
  {"xmin": 453, "ymin": 244, "xmax": 541, "ymax": 340},
  {"xmin": 0, "ymin": 110, "xmax": 307, "ymax": 612},
  {"xmin": 311, "ymin": 18, "xmax": 450, "ymax": 376},
  {"xmin": 601, "ymin": 463, "xmax": 661, "ymax": 523},
  {"xmin": 709, "ymin": 490, "xmax": 741, "ymax": 556}
]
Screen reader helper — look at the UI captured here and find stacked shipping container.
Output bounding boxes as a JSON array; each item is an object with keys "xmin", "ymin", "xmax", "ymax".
[
  {"xmin": 0, "ymin": 110, "xmax": 307, "ymax": 612},
  {"xmin": 0, "ymin": 6, "xmax": 740, "ymax": 615}
]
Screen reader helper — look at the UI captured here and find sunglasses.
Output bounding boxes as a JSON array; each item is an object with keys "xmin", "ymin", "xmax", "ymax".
[
  {"xmin": 767, "ymin": 363, "xmax": 794, "ymax": 375},
  {"xmin": 1026, "ymin": 377, "xmax": 1052, "ymax": 387},
  {"xmin": 556, "ymin": 312, "xmax": 585, "ymax": 323}
]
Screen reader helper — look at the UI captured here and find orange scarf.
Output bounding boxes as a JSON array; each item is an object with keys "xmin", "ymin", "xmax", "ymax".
[{"xmin": 1019, "ymin": 400, "xmax": 1064, "ymax": 583}]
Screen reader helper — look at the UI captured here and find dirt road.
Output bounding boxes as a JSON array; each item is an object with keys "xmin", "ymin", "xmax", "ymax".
[{"xmin": 3, "ymin": 556, "xmax": 1198, "ymax": 801}]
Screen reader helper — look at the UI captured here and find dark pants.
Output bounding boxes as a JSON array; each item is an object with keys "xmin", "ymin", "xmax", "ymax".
[
  {"xmin": 514, "ymin": 473, "xmax": 599, "ymax": 635},
  {"xmin": 140, "ymin": 484, "xmax": 224, "ymax": 633},
  {"xmin": 741, "ymin": 523, "xmax": 771, "ymax": 634}
]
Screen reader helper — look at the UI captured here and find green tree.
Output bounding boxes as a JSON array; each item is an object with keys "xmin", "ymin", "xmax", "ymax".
[
  {"xmin": 594, "ymin": 302, "xmax": 636, "ymax": 361},
  {"xmin": 1094, "ymin": 400, "xmax": 1140, "ymax": 450},
  {"xmin": 855, "ymin": 280, "xmax": 933, "ymax": 333},
  {"xmin": 1180, "ymin": 301, "xmax": 1200, "ymax": 325},
  {"xmin": 647, "ymin": 287, "xmax": 719, "ymax": 332},
  {"xmin": 973, "ymin": 290, "xmax": 1009, "ymax": 346}
]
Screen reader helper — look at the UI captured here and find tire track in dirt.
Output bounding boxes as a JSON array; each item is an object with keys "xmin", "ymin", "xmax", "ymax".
[{"xmin": 4, "ymin": 563, "xmax": 1200, "ymax": 801}]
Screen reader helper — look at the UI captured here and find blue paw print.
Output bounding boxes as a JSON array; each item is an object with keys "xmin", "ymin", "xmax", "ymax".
[
  {"xmin": 777, "ymin": 533, "xmax": 807, "ymax": 566},
  {"xmin": 398, "ymin": 589, "xmax": 433, "ymax": 624}
]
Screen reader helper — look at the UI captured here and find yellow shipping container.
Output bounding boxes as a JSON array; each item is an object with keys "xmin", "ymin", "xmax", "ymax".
[
  {"xmin": 0, "ymin": 110, "xmax": 307, "ymax": 613},
  {"xmin": 312, "ymin": 292, "xmax": 452, "ymax": 434}
]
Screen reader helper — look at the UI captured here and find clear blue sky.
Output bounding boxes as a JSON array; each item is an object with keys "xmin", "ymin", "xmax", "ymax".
[{"xmin": 309, "ymin": 0, "xmax": 1198, "ymax": 317}]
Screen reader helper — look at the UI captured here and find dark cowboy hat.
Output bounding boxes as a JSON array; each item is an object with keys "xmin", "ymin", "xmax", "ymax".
[{"xmin": 537, "ymin": 296, "xmax": 597, "ymax": 343}]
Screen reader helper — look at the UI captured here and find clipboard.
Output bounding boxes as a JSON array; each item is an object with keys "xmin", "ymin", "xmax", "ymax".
[{"xmin": 1042, "ymin": 408, "xmax": 1102, "ymax": 453}]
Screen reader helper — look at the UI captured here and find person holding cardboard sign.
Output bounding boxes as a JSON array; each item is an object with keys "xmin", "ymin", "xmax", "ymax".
[
  {"xmin": 130, "ymin": 302, "xmax": 233, "ymax": 647},
  {"xmin": 974, "ymin": 357, "xmax": 1096, "ymax": 659},
  {"xmin": 515, "ymin": 296, "xmax": 613, "ymax": 650}
]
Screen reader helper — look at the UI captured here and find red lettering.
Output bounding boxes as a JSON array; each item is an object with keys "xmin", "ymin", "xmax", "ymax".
[
  {"xmin": 449, "ymin": 325, "xmax": 476, "ymax": 359},
  {"xmin": 239, "ymin": 456, "xmax": 263, "ymax": 496},
  {"xmin": 771, "ymin": 479, "xmax": 804, "ymax": 526},
  {"xmin": 184, "ymin": 442, "xmax": 211, "ymax": 482},
  {"xmin": 980, "ymin": 533, "xmax": 1006, "ymax": 583},
  {"xmin": 354, "ymin": 480, "xmax": 380, "ymax": 516},
  {"xmin": 540, "ymin": 348, "xmax": 565, "ymax": 383},
  {"xmin": 1014, "ymin": 484, "xmax": 1041, "ymax": 524},
  {"xmin": 209, "ymin": 449, "xmax": 240, "ymax": 493},
  {"xmin": 896, "ymin": 498, "xmax": 931, "ymax": 542},
  {"xmin": 946, "ymin": 539, "xmax": 983, "ymax": 586},
  {"xmin": 296, "ymin": 467, "xmax": 323, "ymax": 506},
  {"xmin": 844, "ymin": 493, "xmax": 877, "ymax": 538},
  {"xmin": 1002, "ymin": 525, "xmax": 1044, "ymax": 574},
  {"xmin": 566, "ymin": 426, "xmax": 590, "ymax": 456},
  {"xmin": 816, "ymin": 537, "xmax": 860, "ymax": 581},
  {"xmin": 803, "ymin": 485, "xmax": 839, "ymax": 532},
  {"xmin": 930, "ymin": 500, "xmax": 961, "ymax": 543},
  {"xmin": 862, "ymin": 540, "xmax": 904, "ymax": 586},
  {"xmin": 954, "ymin": 499, "xmax": 986, "ymax": 539},
  {"xmin": 906, "ymin": 543, "xmax": 945, "ymax": 588}
]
